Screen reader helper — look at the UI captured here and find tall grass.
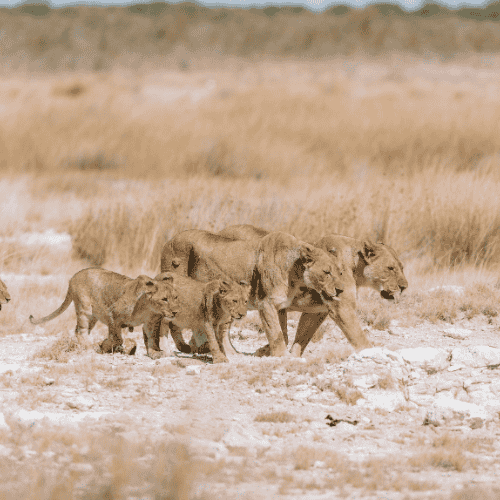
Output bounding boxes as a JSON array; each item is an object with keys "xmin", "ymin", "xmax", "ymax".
[{"xmin": 1, "ymin": 62, "xmax": 500, "ymax": 275}]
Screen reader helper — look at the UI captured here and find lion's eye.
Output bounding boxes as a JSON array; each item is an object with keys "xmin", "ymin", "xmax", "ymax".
[
  {"xmin": 388, "ymin": 267, "xmax": 394, "ymax": 271},
  {"xmin": 233, "ymin": 299, "xmax": 238, "ymax": 303},
  {"xmin": 162, "ymin": 298, "xmax": 169, "ymax": 302},
  {"xmin": 324, "ymin": 270, "xmax": 331, "ymax": 276}
]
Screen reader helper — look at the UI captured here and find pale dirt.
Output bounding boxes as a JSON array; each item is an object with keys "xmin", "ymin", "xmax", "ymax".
[{"xmin": 1, "ymin": 308, "xmax": 500, "ymax": 499}]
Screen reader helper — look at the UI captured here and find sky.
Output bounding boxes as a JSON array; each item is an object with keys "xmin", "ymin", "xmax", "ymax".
[{"xmin": 0, "ymin": 0, "xmax": 496, "ymax": 12}]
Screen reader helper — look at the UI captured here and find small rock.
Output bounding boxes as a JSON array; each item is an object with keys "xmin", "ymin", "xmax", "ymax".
[
  {"xmin": 292, "ymin": 389, "xmax": 314, "ymax": 401},
  {"xmin": 0, "ymin": 413, "xmax": 9, "ymax": 431},
  {"xmin": 43, "ymin": 377, "xmax": 55, "ymax": 386},
  {"xmin": 448, "ymin": 364, "xmax": 465, "ymax": 372},
  {"xmin": 222, "ymin": 423, "xmax": 270, "ymax": 456},
  {"xmin": 442, "ymin": 328, "xmax": 470, "ymax": 340},
  {"xmin": 186, "ymin": 365, "xmax": 202, "ymax": 375},
  {"xmin": 189, "ymin": 438, "xmax": 228, "ymax": 459},
  {"xmin": 451, "ymin": 346, "xmax": 500, "ymax": 369},
  {"xmin": 351, "ymin": 374, "xmax": 379, "ymax": 390},
  {"xmin": 398, "ymin": 347, "xmax": 450, "ymax": 372},
  {"xmin": 66, "ymin": 397, "xmax": 94, "ymax": 411},
  {"xmin": 356, "ymin": 390, "xmax": 407, "ymax": 412}
]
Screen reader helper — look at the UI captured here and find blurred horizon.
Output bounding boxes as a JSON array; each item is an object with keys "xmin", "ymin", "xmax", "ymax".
[{"xmin": 1, "ymin": 0, "xmax": 498, "ymax": 12}]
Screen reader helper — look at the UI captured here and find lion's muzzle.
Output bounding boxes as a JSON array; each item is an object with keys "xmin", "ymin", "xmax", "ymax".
[{"xmin": 321, "ymin": 288, "xmax": 343, "ymax": 302}]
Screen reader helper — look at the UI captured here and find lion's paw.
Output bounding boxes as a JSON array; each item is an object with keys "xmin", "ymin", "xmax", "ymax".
[
  {"xmin": 147, "ymin": 349, "xmax": 165, "ymax": 360},
  {"xmin": 253, "ymin": 344, "xmax": 271, "ymax": 357}
]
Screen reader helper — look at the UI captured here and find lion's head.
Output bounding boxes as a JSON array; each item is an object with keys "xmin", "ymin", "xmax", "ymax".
[
  {"xmin": 0, "ymin": 278, "xmax": 11, "ymax": 310},
  {"xmin": 136, "ymin": 275, "xmax": 180, "ymax": 320},
  {"xmin": 218, "ymin": 279, "xmax": 251, "ymax": 320},
  {"xmin": 360, "ymin": 241, "xmax": 408, "ymax": 300},
  {"xmin": 299, "ymin": 244, "xmax": 344, "ymax": 303}
]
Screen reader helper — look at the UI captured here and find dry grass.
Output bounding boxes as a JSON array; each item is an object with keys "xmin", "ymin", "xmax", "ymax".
[
  {"xmin": 1, "ymin": 60, "xmax": 500, "ymax": 278},
  {"xmin": 33, "ymin": 331, "xmax": 88, "ymax": 362},
  {"xmin": 254, "ymin": 411, "xmax": 295, "ymax": 423},
  {"xmin": 0, "ymin": 424, "xmax": 196, "ymax": 500},
  {"xmin": 407, "ymin": 432, "xmax": 491, "ymax": 473},
  {"xmin": 332, "ymin": 383, "xmax": 364, "ymax": 405}
]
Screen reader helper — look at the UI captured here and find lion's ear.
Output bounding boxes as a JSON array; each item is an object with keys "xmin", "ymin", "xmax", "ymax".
[
  {"xmin": 134, "ymin": 276, "xmax": 157, "ymax": 297},
  {"xmin": 361, "ymin": 240, "xmax": 377, "ymax": 262},
  {"xmin": 172, "ymin": 258, "xmax": 181, "ymax": 269},
  {"xmin": 328, "ymin": 247, "xmax": 337, "ymax": 257},
  {"xmin": 299, "ymin": 244, "xmax": 316, "ymax": 267},
  {"xmin": 219, "ymin": 279, "xmax": 232, "ymax": 296}
]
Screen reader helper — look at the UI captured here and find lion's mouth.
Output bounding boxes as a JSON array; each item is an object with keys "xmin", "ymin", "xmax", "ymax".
[
  {"xmin": 321, "ymin": 290, "xmax": 341, "ymax": 302},
  {"xmin": 381, "ymin": 290, "xmax": 395, "ymax": 300}
]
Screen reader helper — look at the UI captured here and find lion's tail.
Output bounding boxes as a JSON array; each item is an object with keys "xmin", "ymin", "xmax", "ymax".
[{"xmin": 29, "ymin": 288, "xmax": 73, "ymax": 326}]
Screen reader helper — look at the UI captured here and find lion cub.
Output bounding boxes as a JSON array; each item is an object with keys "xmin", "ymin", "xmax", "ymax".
[
  {"xmin": 143, "ymin": 272, "xmax": 251, "ymax": 363},
  {"xmin": 29, "ymin": 268, "xmax": 179, "ymax": 354}
]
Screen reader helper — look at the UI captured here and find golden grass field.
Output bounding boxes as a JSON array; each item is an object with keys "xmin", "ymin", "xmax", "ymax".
[{"xmin": 2, "ymin": 53, "xmax": 500, "ymax": 499}]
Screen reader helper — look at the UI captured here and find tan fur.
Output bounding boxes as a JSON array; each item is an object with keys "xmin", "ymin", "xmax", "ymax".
[
  {"xmin": 142, "ymin": 273, "xmax": 251, "ymax": 363},
  {"xmin": 0, "ymin": 278, "xmax": 11, "ymax": 311},
  {"xmin": 218, "ymin": 225, "xmax": 407, "ymax": 356},
  {"xmin": 159, "ymin": 229, "xmax": 344, "ymax": 357},
  {"xmin": 29, "ymin": 268, "xmax": 179, "ymax": 354}
]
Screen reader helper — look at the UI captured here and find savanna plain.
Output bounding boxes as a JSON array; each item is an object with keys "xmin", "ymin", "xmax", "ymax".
[{"xmin": 3, "ymin": 45, "xmax": 500, "ymax": 499}]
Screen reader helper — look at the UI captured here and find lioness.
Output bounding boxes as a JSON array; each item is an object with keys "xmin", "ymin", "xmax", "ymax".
[
  {"xmin": 0, "ymin": 278, "xmax": 11, "ymax": 310},
  {"xmin": 143, "ymin": 273, "xmax": 251, "ymax": 363},
  {"xmin": 219, "ymin": 224, "xmax": 408, "ymax": 356},
  {"xmin": 160, "ymin": 229, "xmax": 347, "ymax": 357},
  {"xmin": 29, "ymin": 268, "xmax": 179, "ymax": 354}
]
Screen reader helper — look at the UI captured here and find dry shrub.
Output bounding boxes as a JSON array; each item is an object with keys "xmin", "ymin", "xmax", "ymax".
[
  {"xmin": 34, "ymin": 331, "xmax": 87, "ymax": 362},
  {"xmin": 293, "ymin": 446, "xmax": 341, "ymax": 471},
  {"xmin": 333, "ymin": 383, "xmax": 363, "ymax": 405},
  {"xmin": 0, "ymin": 423, "xmax": 196, "ymax": 500},
  {"xmin": 254, "ymin": 411, "xmax": 295, "ymax": 423},
  {"xmin": 406, "ymin": 432, "xmax": 485, "ymax": 472}
]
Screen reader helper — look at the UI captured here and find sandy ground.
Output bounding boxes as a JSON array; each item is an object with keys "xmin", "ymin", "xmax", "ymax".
[{"xmin": 1, "ymin": 303, "xmax": 500, "ymax": 499}]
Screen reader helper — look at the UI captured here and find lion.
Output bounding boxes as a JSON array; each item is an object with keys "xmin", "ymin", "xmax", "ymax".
[
  {"xmin": 29, "ymin": 268, "xmax": 179, "ymax": 354},
  {"xmin": 142, "ymin": 273, "xmax": 251, "ymax": 363},
  {"xmin": 159, "ymin": 229, "xmax": 349, "ymax": 357},
  {"xmin": 218, "ymin": 224, "xmax": 408, "ymax": 356},
  {"xmin": 0, "ymin": 278, "xmax": 11, "ymax": 310}
]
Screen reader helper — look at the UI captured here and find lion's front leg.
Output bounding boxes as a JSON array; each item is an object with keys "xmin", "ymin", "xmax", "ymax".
[
  {"xmin": 290, "ymin": 312, "xmax": 328, "ymax": 357},
  {"xmin": 326, "ymin": 295, "xmax": 372, "ymax": 351},
  {"xmin": 203, "ymin": 322, "xmax": 228, "ymax": 363},
  {"xmin": 218, "ymin": 320, "xmax": 239, "ymax": 358},
  {"xmin": 278, "ymin": 309, "xmax": 288, "ymax": 345},
  {"xmin": 98, "ymin": 323, "xmax": 124, "ymax": 354},
  {"xmin": 258, "ymin": 301, "xmax": 287, "ymax": 357},
  {"xmin": 169, "ymin": 323, "xmax": 191, "ymax": 354},
  {"xmin": 143, "ymin": 314, "xmax": 165, "ymax": 359}
]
